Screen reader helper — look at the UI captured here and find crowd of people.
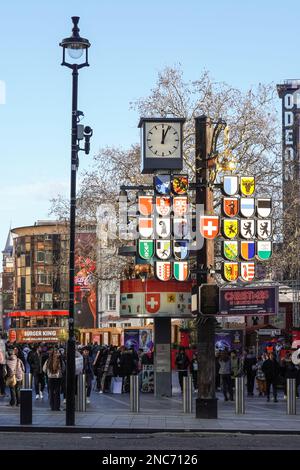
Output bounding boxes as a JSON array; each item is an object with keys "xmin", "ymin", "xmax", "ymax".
[
  {"xmin": 175, "ymin": 346, "xmax": 300, "ymax": 402},
  {"xmin": 0, "ymin": 341, "xmax": 154, "ymax": 411}
]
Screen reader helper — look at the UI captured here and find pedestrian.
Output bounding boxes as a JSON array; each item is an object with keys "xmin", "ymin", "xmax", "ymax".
[
  {"xmin": 43, "ymin": 349, "xmax": 65, "ymax": 411},
  {"xmin": 175, "ymin": 347, "xmax": 190, "ymax": 393},
  {"xmin": 254, "ymin": 355, "xmax": 267, "ymax": 396},
  {"xmin": 6, "ymin": 348, "xmax": 24, "ymax": 407},
  {"xmin": 28, "ymin": 344, "xmax": 47, "ymax": 399},
  {"xmin": 281, "ymin": 352, "xmax": 298, "ymax": 399},
  {"xmin": 262, "ymin": 352, "xmax": 280, "ymax": 402},
  {"xmin": 82, "ymin": 347, "xmax": 94, "ymax": 404},
  {"xmin": 230, "ymin": 350, "xmax": 242, "ymax": 389},
  {"xmin": 0, "ymin": 346, "xmax": 6, "ymax": 397},
  {"xmin": 219, "ymin": 350, "xmax": 233, "ymax": 401},
  {"xmin": 190, "ymin": 353, "xmax": 198, "ymax": 391},
  {"xmin": 120, "ymin": 347, "xmax": 135, "ymax": 393},
  {"xmin": 243, "ymin": 348, "xmax": 257, "ymax": 396}
]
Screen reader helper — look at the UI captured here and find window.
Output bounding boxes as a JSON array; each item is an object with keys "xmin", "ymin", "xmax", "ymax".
[
  {"xmin": 36, "ymin": 293, "xmax": 53, "ymax": 309},
  {"xmin": 36, "ymin": 251, "xmax": 45, "ymax": 262},
  {"xmin": 107, "ymin": 294, "xmax": 116, "ymax": 311},
  {"xmin": 121, "ymin": 323, "xmax": 131, "ymax": 328},
  {"xmin": 37, "ymin": 270, "xmax": 52, "ymax": 286},
  {"xmin": 109, "ymin": 323, "xmax": 117, "ymax": 328}
]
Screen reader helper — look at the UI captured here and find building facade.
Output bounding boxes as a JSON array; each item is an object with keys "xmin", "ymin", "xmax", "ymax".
[{"xmin": 8, "ymin": 221, "xmax": 69, "ymax": 342}]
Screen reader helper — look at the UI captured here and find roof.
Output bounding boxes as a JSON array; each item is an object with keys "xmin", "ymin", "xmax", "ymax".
[{"xmin": 2, "ymin": 229, "xmax": 13, "ymax": 255}]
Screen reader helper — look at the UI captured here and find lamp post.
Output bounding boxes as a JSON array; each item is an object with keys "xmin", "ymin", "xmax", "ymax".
[{"xmin": 60, "ymin": 16, "xmax": 91, "ymax": 426}]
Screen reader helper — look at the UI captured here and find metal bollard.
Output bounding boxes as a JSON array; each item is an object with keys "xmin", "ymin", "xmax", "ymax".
[
  {"xmin": 287, "ymin": 378, "xmax": 296, "ymax": 415},
  {"xmin": 235, "ymin": 376, "xmax": 245, "ymax": 414},
  {"xmin": 20, "ymin": 389, "xmax": 32, "ymax": 425},
  {"xmin": 130, "ymin": 375, "xmax": 140, "ymax": 413},
  {"xmin": 22, "ymin": 373, "xmax": 32, "ymax": 389},
  {"xmin": 75, "ymin": 374, "xmax": 86, "ymax": 412},
  {"xmin": 183, "ymin": 375, "xmax": 193, "ymax": 413}
]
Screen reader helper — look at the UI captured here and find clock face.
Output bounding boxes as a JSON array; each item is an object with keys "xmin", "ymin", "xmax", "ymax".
[{"xmin": 146, "ymin": 123, "xmax": 180, "ymax": 157}]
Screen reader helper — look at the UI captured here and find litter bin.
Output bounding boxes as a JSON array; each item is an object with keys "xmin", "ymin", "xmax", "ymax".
[{"xmin": 20, "ymin": 389, "xmax": 32, "ymax": 425}]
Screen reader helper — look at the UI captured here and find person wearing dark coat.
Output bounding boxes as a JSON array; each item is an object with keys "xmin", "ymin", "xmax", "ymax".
[
  {"xmin": 120, "ymin": 348, "xmax": 136, "ymax": 393},
  {"xmin": 243, "ymin": 349, "xmax": 257, "ymax": 396},
  {"xmin": 175, "ymin": 347, "xmax": 190, "ymax": 392},
  {"xmin": 262, "ymin": 352, "xmax": 280, "ymax": 402},
  {"xmin": 82, "ymin": 347, "xmax": 94, "ymax": 403},
  {"xmin": 281, "ymin": 352, "xmax": 298, "ymax": 398},
  {"xmin": 28, "ymin": 345, "xmax": 47, "ymax": 399}
]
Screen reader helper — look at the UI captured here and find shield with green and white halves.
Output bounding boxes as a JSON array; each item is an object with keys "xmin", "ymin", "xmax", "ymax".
[
  {"xmin": 256, "ymin": 241, "xmax": 272, "ymax": 261},
  {"xmin": 138, "ymin": 240, "xmax": 154, "ymax": 260}
]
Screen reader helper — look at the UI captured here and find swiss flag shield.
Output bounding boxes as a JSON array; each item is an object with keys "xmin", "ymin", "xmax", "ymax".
[
  {"xmin": 200, "ymin": 215, "xmax": 219, "ymax": 239},
  {"xmin": 145, "ymin": 293, "xmax": 160, "ymax": 314}
]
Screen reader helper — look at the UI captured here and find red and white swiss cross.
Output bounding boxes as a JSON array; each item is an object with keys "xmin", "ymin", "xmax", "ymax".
[
  {"xmin": 145, "ymin": 293, "xmax": 160, "ymax": 314},
  {"xmin": 200, "ymin": 215, "xmax": 219, "ymax": 240}
]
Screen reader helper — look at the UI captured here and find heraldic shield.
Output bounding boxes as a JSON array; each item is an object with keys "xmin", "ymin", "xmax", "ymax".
[
  {"xmin": 200, "ymin": 215, "xmax": 219, "ymax": 239},
  {"xmin": 174, "ymin": 240, "xmax": 189, "ymax": 260},
  {"xmin": 173, "ymin": 218, "xmax": 189, "ymax": 239},
  {"xmin": 256, "ymin": 198, "xmax": 272, "ymax": 218},
  {"xmin": 155, "ymin": 262, "xmax": 171, "ymax": 281},
  {"xmin": 172, "ymin": 175, "xmax": 188, "ymax": 194},
  {"xmin": 222, "ymin": 219, "xmax": 238, "ymax": 239},
  {"xmin": 240, "ymin": 219, "xmax": 255, "ymax": 239},
  {"xmin": 138, "ymin": 196, "xmax": 153, "ymax": 216},
  {"xmin": 240, "ymin": 262, "xmax": 255, "ymax": 282},
  {"xmin": 173, "ymin": 261, "xmax": 189, "ymax": 281},
  {"xmin": 240, "ymin": 177, "xmax": 255, "ymax": 196},
  {"xmin": 138, "ymin": 240, "xmax": 154, "ymax": 260},
  {"xmin": 240, "ymin": 198, "xmax": 255, "ymax": 218},
  {"xmin": 240, "ymin": 241, "xmax": 255, "ymax": 260},
  {"xmin": 155, "ymin": 218, "xmax": 171, "ymax": 238},
  {"xmin": 256, "ymin": 241, "xmax": 272, "ymax": 261},
  {"xmin": 223, "ymin": 262, "xmax": 239, "ymax": 282},
  {"xmin": 223, "ymin": 240, "xmax": 238, "ymax": 260},
  {"xmin": 173, "ymin": 196, "xmax": 188, "ymax": 216},
  {"xmin": 154, "ymin": 175, "xmax": 171, "ymax": 195},
  {"xmin": 257, "ymin": 219, "xmax": 272, "ymax": 240},
  {"xmin": 145, "ymin": 293, "xmax": 161, "ymax": 313},
  {"xmin": 138, "ymin": 218, "xmax": 153, "ymax": 238},
  {"xmin": 156, "ymin": 240, "xmax": 171, "ymax": 259},
  {"xmin": 223, "ymin": 176, "xmax": 239, "ymax": 196},
  {"xmin": 155, "ymin": 196, "xmax": 171, "ymax": 216},
  {"xmin": 223, "ymin": 198, "xmax": 239, "ymax": 217}
]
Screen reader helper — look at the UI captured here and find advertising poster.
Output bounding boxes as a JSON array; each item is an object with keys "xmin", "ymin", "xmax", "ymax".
[
  {"xmin": 215, "ymin": 330, "xmax": 244, "ymax": 354},
  {"xmin": 74, "ymin": 233, "xmax": 97, "ymax": 328},
  {"xmin": 219, "ymin": 286, "xmax": 278, "ymax": 316},
  {"xmin": 139, "ymin": 329, "xmax": 153, "ymax": 352},
  {"xmin": 124, "ymin": 329, "xmax": 139, "ymax": 351},
  {"xmin": 141, "ymin": 365, "xmax": 154, "ymax": 393}
]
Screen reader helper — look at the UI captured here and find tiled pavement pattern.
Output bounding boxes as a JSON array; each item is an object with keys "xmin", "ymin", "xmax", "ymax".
[{"xmin": 0, "ymin": 388, "xmax": 300, "ymax": 431}]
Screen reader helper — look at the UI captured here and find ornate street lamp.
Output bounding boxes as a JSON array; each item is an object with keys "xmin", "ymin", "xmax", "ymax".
[{"xmin": 60, "ymin": 16, "xmax": 91, "ymax": 427}]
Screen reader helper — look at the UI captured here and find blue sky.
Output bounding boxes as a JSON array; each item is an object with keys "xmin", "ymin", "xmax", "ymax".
[{"xmin": 0, "ymin": 0, "xmax": 298, "ymax": 256}]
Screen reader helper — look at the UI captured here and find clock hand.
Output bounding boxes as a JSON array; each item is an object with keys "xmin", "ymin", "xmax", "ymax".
[{"xmin": 161, "ymin": 126, "xmax": 170, "ymax": 144}]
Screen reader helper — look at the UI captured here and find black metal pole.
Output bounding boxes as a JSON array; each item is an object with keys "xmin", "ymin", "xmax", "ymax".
[
  {"xmin": 195, "ymin": 116, "xmax": 218, "ymax": 419},
  {"xmin": 66, "ymin": 65, "xmax": 78, "ymax": 426}
]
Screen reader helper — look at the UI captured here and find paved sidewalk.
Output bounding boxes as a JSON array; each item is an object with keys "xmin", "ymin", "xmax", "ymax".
[{"xmin": 0, "ymin": 389, "xmax": 300, "ymax": 433}]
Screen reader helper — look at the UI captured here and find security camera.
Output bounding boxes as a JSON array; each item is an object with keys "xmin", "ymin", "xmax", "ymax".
[
  {"xmin": 84, "ymin": 126, "xmax": 93, "ymax": 137},
  {"xmin": 83, "ymin": 126, "xmax": 93, "ymax": 154}
]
